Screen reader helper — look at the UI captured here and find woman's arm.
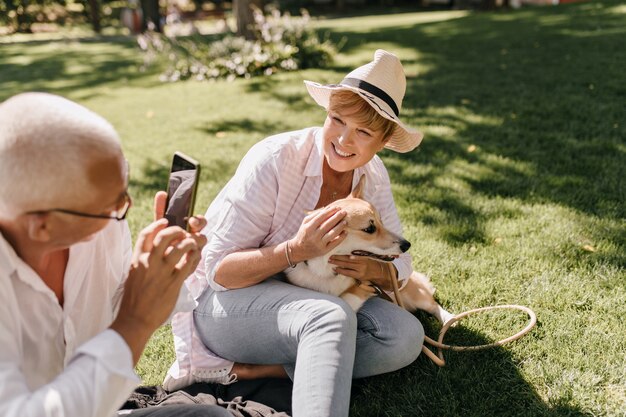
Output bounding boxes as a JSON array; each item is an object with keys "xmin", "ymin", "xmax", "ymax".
[
  {"xmin": 214, "ymin": 242, "xmax": 290, "ymax": 289},
  {"xmin": 215, "ymin": 206, "xmax": 348, "ymax": 289}
]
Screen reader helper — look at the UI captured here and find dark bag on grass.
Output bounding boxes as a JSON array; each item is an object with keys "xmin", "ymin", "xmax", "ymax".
[{"xmin": 121, "ymin": 379, "xmax": 292, "ymax": 417}]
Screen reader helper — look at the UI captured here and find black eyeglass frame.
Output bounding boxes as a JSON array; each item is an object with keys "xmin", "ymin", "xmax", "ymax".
[{"xmin": 25, "ymin": 191, "xmax": 133, "ymax": 221}]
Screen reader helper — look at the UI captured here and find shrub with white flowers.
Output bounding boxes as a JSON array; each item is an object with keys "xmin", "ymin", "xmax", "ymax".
[{"xmin": 138, "ymin": 7, "xmax": 337, "ymax": 82}]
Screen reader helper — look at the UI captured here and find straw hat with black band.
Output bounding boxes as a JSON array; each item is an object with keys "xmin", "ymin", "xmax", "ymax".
[{"xmin": 304, "ymin": 49, "xmax": 424, "ymax": 153}]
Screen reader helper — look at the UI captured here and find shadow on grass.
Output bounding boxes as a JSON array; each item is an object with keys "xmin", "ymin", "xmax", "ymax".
[
  {"xmin": 0, "ymin": 37, "xmax": 160, "ymax": 100},
  {"xmin": 195, "ymin": 117, "xmax": 293, "ymax": 136},
  {"xmin": 317, "ymin": 0, "xmax": 625, "ymax": 259},
  {"xmin": 351, "ymin": 314, "xmax": 592, "ymax": 417},
  {"xmin": 300, "ymin": 3, "xmax": 625, "ymax": 415},
  {"xmin": 244, "ymin": 76, "xmax": 314, "ymax": 113}
]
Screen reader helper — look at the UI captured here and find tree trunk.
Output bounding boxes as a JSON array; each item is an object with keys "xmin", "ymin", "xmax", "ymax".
[
  {"xmin": 481, "ymin": 0, "xmax": 508, "ymax": 8},
  {"xmin": 88, "ymin": 0, "xmax": 101, "ymax": 33},
  {"xmin": 15, "ymin": 2, "xmax": 33, "ymax": 33},
  {"xmin": 234, "ymin": 0, "xmax": 262, "ymax": 40},
  {"xmin": 141, "ymin": 0, "xmax": 162, "ymax": 32}
]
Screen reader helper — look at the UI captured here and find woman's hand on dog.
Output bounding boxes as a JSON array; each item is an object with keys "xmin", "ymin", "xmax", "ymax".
[
  {"xmin": 289, "ymin": 206, "xmax": 347, "ymax": 263},
  {"xmin": 328, "ymin": 255, "xmax": 394, "ymax": 291}
]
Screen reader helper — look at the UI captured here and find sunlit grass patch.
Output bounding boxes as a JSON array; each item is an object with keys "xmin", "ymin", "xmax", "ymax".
[{"xmin": 2, "ymin": 1, "xmax": 624, "ymax": 415}]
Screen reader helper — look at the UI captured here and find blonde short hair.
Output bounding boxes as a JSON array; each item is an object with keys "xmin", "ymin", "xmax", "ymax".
[
  {"xmin": 0, "ymin": 93, "xmax": 123, "ymax": 218},
  {"xmin": 328, "ymin": 90, "xmax": 397, "ymax": 140}
]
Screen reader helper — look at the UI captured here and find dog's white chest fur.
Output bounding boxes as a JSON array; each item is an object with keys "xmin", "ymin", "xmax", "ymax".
[
  {"xmin": 283, "ymin": 232, "xmax": 401, "ymax": 311},
  {"xmin": 285, "ymin": 254, "xmax": 355, "ymax": 298},
  {"xmin": 281, "ymin": 178, "xmax": 453, "ymax": 322}
]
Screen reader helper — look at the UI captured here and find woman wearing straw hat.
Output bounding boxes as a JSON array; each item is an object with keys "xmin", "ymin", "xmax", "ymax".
[{"xmin": 167, "ymin": 50, "xmax": 426, "ymax": 417}]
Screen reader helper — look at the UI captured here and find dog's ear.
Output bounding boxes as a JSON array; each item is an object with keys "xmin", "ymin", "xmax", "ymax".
[{"xmin": 350, "ymin": 174, "xmax": 366, "ymax": 199}]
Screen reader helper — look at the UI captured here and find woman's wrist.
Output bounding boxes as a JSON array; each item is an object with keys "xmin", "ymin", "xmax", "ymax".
[
  {"xmin": 284, "ymin": 240, "xmax": 297, "ymax": 268},
  {"xmin": 373, "ymin": 261, "xmax": 394, "ymax": 291},
  {"xmin": 377, "ymin": 261, "xmax": 386, "ymax": 279},
  {"xmin": 285, "ymin": 238, "xmax": 304, "ymax": 265}
]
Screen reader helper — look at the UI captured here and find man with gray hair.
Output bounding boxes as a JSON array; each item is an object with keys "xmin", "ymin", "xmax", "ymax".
[{"xmin": 0, "ymin": 93, "xmax": 231, "ymax": 417}]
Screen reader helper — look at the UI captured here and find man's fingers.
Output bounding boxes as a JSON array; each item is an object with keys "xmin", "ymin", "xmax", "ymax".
[
  {"xmin": 173, "ymin": 250, "xmax": 201, "ymax": 282},
  {"xmin": 187, "ymin": 215, "xmax": 207, "ymax": 233},
  {"xmin": 135, "ymin": 218, "xmax": 169, "ymax": 256},
  {"xmin": 192, "ymin": 233, "xmax": 208, "ymax": 251},
  {"xmin": 163, "ymin": 237, "xmax": 199, "ymax": 268},
  {"xmin": 154, "ymin": 191, "xmax": 168, "ymax": 221},
  {"xmin": 151, "ymin": 227, "xmax": 187, "ymax": 259}
]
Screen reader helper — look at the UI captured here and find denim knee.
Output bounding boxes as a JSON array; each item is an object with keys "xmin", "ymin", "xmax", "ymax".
[
  {"xmin": 354, "ymin": 304, "xmax": 425, "ymax": 377},
  {"xmin": 302, "ymin": 298, "xmax": 358, "ymax": 340},
  {"xmin": 392, "ymin": 313, "xmax": 425, "ymax": 368}
]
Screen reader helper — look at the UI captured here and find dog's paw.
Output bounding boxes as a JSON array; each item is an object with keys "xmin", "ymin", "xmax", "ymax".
[
  {"xmin": 341, "ymin": 282, "xmax": 377, "ymax": 311},
  {"xmin": 342, "ymin": 293, "xmax": 366, "ymax": 311},
  {"xmin": 437, "ymin": 308, "xmax": 457, "ymax": 327},
  {"xmin": 357, "ymin": 281, "xmax": 378, "ymax": 295}
]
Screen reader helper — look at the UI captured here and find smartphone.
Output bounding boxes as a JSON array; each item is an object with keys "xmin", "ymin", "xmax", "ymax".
[{"xmin": 164, "ymin": 152, "xmax": 201, "ymax": 230}]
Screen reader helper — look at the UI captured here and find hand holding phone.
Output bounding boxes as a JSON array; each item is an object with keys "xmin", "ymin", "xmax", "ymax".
[{"xmin": 164, "ymin": 152, "xmax": 200, "ymax": 230}]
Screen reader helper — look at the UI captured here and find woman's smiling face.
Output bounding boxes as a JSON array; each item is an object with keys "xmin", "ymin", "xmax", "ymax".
[{"xmin": 322, "ymin": 109, "xmax": 388, "ymax": 173}]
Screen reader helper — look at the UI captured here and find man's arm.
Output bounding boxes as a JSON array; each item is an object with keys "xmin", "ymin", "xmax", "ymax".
[
  {"xmin": 0, "ymin": 280, "xmax": 138, "ymax": 417},
  {"xmin": 0, "ymin": 197, "xmax": 207, "ymax": 417},
  {"xmin": 110, "ymin": 195, "xmax": 206, "ymax": 365}
]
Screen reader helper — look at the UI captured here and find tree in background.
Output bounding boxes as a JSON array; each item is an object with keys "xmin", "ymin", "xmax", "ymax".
[
  {"xmin": 234, "ymin": 0, "xmax": 262, "ymax": 40},
  {"xmin": 2, "ymin": 0, "xmax": 42, "ymax": 32},
  {"xmin": 1, "ymin": 0, "xmax": 102, "ymax": 33},
  {"xmin": 140, "ymin": 0, "xmax": 162, "ymax": 32},
  {"xmin": 87, "ymin": 0, "xmax": 100, "ymax": 32}
]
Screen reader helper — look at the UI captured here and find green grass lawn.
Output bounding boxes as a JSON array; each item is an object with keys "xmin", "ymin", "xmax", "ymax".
[{"xmin": 1, "ymin": 1, "xmax": 625, "ymax": 415}]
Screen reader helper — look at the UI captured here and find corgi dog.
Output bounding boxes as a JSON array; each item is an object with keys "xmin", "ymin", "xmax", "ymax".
[{"xmin": 285, "ymin": 176, "xmax": 454, "ymax": 324}]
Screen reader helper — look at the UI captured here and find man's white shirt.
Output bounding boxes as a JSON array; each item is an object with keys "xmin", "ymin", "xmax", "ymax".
[{"xmin": 0, "ymin": 221, "xmax": 138, "ymax": 417}]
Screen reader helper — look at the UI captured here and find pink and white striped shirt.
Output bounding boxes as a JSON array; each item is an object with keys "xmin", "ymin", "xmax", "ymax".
[{"xmin": 164, "ymin": 127, "xmax": 413, "ymax": 390}]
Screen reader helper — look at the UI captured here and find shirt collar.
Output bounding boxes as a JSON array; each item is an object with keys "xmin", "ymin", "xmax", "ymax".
[
  {"xmin": 0, "ymin": 229, "xmax": 66, "ymax": 298},
  {"xmin": 0, "ymin": 230, "xmax": 18, "ymax": 278}
]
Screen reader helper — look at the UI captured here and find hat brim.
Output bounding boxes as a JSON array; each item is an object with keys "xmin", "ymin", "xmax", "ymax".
[{"xmin": 304, "ymin": 80, "xmax": 423, "ymax": 153}]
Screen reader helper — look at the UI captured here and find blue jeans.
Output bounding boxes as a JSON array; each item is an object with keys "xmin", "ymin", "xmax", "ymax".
[{"xmin": 193, "ymin": 278, "xmax": 424, "ymax": 417}]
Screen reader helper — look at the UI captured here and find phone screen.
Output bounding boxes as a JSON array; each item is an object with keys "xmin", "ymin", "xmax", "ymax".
[{"xmin": 165, "ymin": 152, "xmax": 200, "ymax": 229}]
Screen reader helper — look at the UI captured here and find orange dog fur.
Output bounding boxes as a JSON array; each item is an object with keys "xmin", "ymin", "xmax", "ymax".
[{"xmin": 285, "ymin": 176, "xmax": 453, "ymax": 324}]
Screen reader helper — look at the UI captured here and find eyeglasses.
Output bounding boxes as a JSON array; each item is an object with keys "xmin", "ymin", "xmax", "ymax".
[{"xmin": 26, "ymin": 191, "xmax": 133, "ymax": 221}]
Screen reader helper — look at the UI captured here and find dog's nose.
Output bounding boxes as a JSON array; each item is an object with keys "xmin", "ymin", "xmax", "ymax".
[{"xmin": 399, "ymin": 239, "xmax": 411, "ymax": 253}]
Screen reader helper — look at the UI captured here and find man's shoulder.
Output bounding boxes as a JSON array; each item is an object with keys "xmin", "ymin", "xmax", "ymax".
[{"xmin": 0, "ymin": 231, "xmax": 19, "ymax": 281}]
